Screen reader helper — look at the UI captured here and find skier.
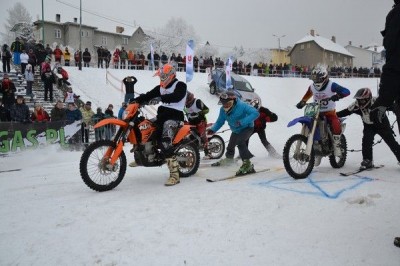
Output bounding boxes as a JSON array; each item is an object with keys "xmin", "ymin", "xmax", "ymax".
[
  {"xmin": 337, "ymin": 87, "xmax": 400, "ymax": 169},
  {"xmin": 129, "ymin": 63, "xmax": 187, "ymax": 186},
  {"xmin": 296, "ymin": 65, "xmax": 350, "ymax": 165},
  {"xmin": 248, "ymin": 99, "xmax": 281, "ymax": 158},
  {"xmin": 184, "ymin": 91, "xmax": 211, "ymax": 159},
  {"xmin": 208, "ymin": 91, "xmax": 259, "ymax": 176}
]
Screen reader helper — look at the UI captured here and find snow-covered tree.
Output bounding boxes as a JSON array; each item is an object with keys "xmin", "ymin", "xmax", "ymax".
[
  {"xmin": 141, "ymin": 17, "xmax": 200, "ymax": 56},
  {"xmin": 2, "ymin": 2, "xmax": 33, "ymax": 45},
  {"xmin": 196, "ymin": 41, "xmax": 219, "ymax": 59}
]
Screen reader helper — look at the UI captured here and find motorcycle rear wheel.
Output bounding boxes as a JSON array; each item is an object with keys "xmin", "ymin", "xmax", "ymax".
[
  {"xmin": 283, "ymin": 134, "xmax": 315, "ymax": 179},
  {"xmin": 176, "ymin": 141, "xmax": 200, "ymax": 177},
  {"xmin": 207, "ymin": 135, "xmax": 225, "ymax": 159},
  {"xmin": 80, "ymin": 140, "xmax": 127, "ymax": 192}
]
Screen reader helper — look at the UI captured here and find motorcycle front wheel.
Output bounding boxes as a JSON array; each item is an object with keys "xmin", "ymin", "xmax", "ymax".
[
  {"xmin": 80, "ymin": 140, "xmax": 127, "ymax": 192},
  {"xmin": 207, "ymin": 135, "xmax": 225, "ymax": 159},
  {"xmin": 283, "ymin": 134, "xmax": 315, "ymax": 179},
  {"xmin": 175, "ymin": 141, "xmax": 200, "ymax": 177}
]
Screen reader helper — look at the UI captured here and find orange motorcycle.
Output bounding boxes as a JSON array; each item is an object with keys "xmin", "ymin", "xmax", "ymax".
[{"xmin": 79, "ymin": 103, "xmax": 200, "ymax": 192}]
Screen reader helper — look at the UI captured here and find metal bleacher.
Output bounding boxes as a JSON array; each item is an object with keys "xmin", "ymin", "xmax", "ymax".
[{"xmin": 1, "ymin": 67, "xmax": 65, "ymax": 114}]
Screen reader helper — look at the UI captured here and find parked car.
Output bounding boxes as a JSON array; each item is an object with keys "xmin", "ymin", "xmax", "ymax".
[{"xmin": 208, "ymin": 68, "xmax": 262, "ymax": 105}]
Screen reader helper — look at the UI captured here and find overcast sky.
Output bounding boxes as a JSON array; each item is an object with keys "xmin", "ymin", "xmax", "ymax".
[{"xmin": 0, "ymin": 0, "xmax": 394, "ymax": 51}]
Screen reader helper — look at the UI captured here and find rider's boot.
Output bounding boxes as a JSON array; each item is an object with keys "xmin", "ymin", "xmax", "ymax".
[
  {"xmin": 236, "ymin": 159, "xmax": 255, "ymax": 176},
  {"xmin": 129, "ymin": 161, "xmax": 138, "ymax": 167},
  {"xmin": 332, "ymin": 134, "xmax": 342, "ymax": 157},
  {"xmin": 360, "ymin": 159, "xmax": 374, "ymax": 170},
  {"xmin": 165, "ymin": 156, "xmax": 180, "ymax": 186}
]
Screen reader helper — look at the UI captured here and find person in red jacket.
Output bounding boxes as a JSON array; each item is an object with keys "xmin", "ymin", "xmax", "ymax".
[
  {"xmin": 248, "ymin": 99, "xmax": 281, "ymax": 158},
  {"xmin": 31, "ymin": 102, "xmax": 50, "ymax": 122},
  {"xmin": 57, "ymin": 66, "xmax": 71, "ymax": 86},
  {"xmin": 53, "ymin": 45, "xmax": 63, "ymax": 63}
]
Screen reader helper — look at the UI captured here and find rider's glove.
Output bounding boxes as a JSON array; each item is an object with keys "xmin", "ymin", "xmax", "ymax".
[
  {"xmin": 206, "ymin": 129, "xmax": 214, "ymax": 136},
  {"xmin": 296, "ymin": 100, "xmax": 306, "ymax": 109},
  {"xmin": 330, "ymin": 95, "xmax": 340, "ymax": 102}
]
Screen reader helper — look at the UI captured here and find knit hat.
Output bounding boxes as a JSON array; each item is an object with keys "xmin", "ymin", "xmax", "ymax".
[{"xmin": 85, "ymin": 101, "xmax": 92, "ymax": 106}]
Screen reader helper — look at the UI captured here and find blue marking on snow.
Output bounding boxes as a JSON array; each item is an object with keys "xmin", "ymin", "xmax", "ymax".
[{"xmin": 256, "ymin": 172, "xmax": 374, "ymax": 199}]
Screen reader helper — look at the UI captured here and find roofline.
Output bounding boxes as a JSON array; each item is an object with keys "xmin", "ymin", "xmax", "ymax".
[{"xmin": 33, "ymin": 20, "xmax": 97, "ymax": 29}]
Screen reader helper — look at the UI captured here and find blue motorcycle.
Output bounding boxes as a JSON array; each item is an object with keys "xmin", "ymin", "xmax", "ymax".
[{"xmin": 283, "ymin": 100, "xmax": 347, "ymax": 179}]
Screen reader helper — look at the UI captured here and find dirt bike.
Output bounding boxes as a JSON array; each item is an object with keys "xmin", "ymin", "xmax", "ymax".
[
  {"xmin": 79, "ymin": 103, "xmax": 200, "ymax": 192},
  {"xmin": 185, "ymin": 114, "xmax": 225, "ymax": 159},
  {"xmin": 282, "ymin": 100, "xmax": 347, "ymax": 179}
]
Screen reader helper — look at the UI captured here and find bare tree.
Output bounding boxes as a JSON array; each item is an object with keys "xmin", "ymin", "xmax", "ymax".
[
  {"xmin": 2, "ymin": 2, "xmax": 32, "ymax": 45},
  {"xmin": 141, "ymin": 17, "xmax": 200, "ymax": 56}
]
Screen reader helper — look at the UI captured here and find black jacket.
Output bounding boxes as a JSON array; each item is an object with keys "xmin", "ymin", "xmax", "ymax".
[
  {"xmin": 134, "ymin": 78, "xmax": 187, "ymax": 124},
  {"xmin": 381, "ymin": 3, "xmax": 400, "ymax": 72}
]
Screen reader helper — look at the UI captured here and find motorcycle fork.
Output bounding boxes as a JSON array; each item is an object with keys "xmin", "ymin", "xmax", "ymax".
[{"xmin": 305, "ymin": 118, "xmax": 318, "ymax": 156}]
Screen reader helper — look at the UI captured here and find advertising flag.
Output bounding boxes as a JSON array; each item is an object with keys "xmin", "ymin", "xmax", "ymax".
[
  {"xmin": 150, "ymin": 43, "xmax": 154, "ymax": 70},
  {"xmin": 186, "ymin": 40, "xmax": 195, "ymax": 83},
  {"xmin": 226, "ymin": 57, "xmax": 233, "ymax": 89}
]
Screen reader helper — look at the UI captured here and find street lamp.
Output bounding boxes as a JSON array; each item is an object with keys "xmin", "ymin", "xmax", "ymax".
[{"xmin": 272, "ymin": 34, "xmax": 286, "ymax": 51}]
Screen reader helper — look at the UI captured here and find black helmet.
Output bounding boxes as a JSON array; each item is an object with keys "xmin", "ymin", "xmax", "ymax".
[
  {"xmin": 186, "ymin": 91, "xmax": 195, "ymax": 107},
  {"xmin": 354, "ymin": 87, "xmax": 372, "ymax": 109}
]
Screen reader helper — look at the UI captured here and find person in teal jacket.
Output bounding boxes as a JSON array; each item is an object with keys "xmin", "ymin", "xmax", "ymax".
[{"xmin": 208, "ymin": 91, "xmax": 259, "ymax": 176}]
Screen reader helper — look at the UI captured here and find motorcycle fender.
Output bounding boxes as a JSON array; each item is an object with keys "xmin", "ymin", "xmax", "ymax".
[
  {"xmin": 173, "ymin": 125, "xmax": 191, "ymax": 144},
  {"xmin": 94, "ymin": 118, "xmax": 128, "ymax": 129},
  {"xmin": 287, "ymin": 116, "xmax": 313, "ymax": 129}
]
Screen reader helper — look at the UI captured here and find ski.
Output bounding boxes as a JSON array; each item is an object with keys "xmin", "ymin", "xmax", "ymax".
[
  {"xmin": 206, "ymin": 168, "xmax": 271, "ymax": 182},
  {"xmin": 0, "ymin": 168, "xmax": 22, "ymax": 174},
  {"xmin": 339, "ymin": 165, "xmax": 384, "ymax": 177}
]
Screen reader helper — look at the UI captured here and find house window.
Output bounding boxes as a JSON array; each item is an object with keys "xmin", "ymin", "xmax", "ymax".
[
  {"xmin": 307, "ymin": 43, "xmax": 310, "ymax": 49},
  {"xmin": 81, "ymin": 31, "xmax": 84, "ymax": 37},
  {"xmin": 86, "ymin": 31, "xmax": 89, "ymax": 37},
  {"xmin": 330, "ymin": 54, "xmax": 333, "ymax": 62},
  {"xmin": 55, "ymin": 29, "xmax": 61, "ymax": 39},
  {"xmin": 123, "ymin": 37, "xmax": 128, "ymax": 45},
  {"xmin": 101, "ymin": 36, "xmax": 107, "ymax": 45},
  {"xmin": 344, "ymin": 57, "xmax": 347, "ymax": 64},
  {"xmin": 300, "ymin": 44, "xmax": 304, "ymax": 50}
]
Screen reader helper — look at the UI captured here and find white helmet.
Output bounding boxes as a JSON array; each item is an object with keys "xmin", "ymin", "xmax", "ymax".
[{"xmin": 311, "ymin": 65, "xmax": 329, "ymax": 90}]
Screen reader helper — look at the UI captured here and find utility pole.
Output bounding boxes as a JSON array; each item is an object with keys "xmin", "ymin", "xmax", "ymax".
[
  {"xmin": 42, "ymin": 0, "xmax": 45, "ymax": 45},
  {"xmin": 78, "ymin": 0, "xmax": 82, "ymax": 71}
]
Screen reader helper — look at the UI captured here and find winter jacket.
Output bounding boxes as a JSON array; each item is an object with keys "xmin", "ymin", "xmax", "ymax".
[
  {"xmin": 134, "ymin": 78, "xmax": 187, "ymax": 124},
  {"xmin": 253, "ymin": 106, "xmax": 278, "ymax": 132},
  {"xmin": 381, "ymin": 3, "xmax": 400, "ymax": 72},
  {"xmin": 10, "ymin": 103, "xmax": 30, "ymax": 122},
  {"xmin": 1, "ymin": 45, "xmax": 12, "ymax": 60},
  {"xmin": 0, "ymin": 105, "xmax": 10, "ymax": 121},
  {"xmin": 20, "ymin": 52, "xmax": 29, "ymax": 64},
  {"xmin": 0, "ymin": 80, "xmax": 16, "ymax": 107},
  {"xmin": 10, "ymin": 40, "xmax": 24, "ymax": 53},
  {"xmin": 123, "ymin": 76, "xmax": 138, "ymax": 94},
  {"xmin": 80, "ymin": 107, "xmax": 95, "ymax": 125},
  {"xmin": 211, "ymin": 99, "xmax": 259, "ymax": 134},
  {"xmin": 31, "ymin": 109, "xmax": 50, "ymax": 122},
  {"xmin": 53, "ymin": 48, "xmax": 63, "ymax": 61},
  {"xmin": 50, "ymin": 106, "xmax": 67, "ymax": 121},
  {"xmin": 41, "ymin": 71, "xmax": 56, "ymax": 85},
  {"xmin": 64, "ymin": 50, "xmax": 71, "ymax": 61},
  {"xmin": 65, "ymin": 108, "xmax": 82, "ymax": 122},
  {"xmin": 25, "ymin": 70, "xmax": 34, "ymax": 82},
  {"xmin": 83, "ymin": 50, "xmax": 91, "ymax": 63}
]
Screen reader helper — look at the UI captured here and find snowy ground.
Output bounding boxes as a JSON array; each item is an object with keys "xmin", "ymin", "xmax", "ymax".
[{"xmin": 1, "ymin": 67, "xmax": 399, "ymax": 265}]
